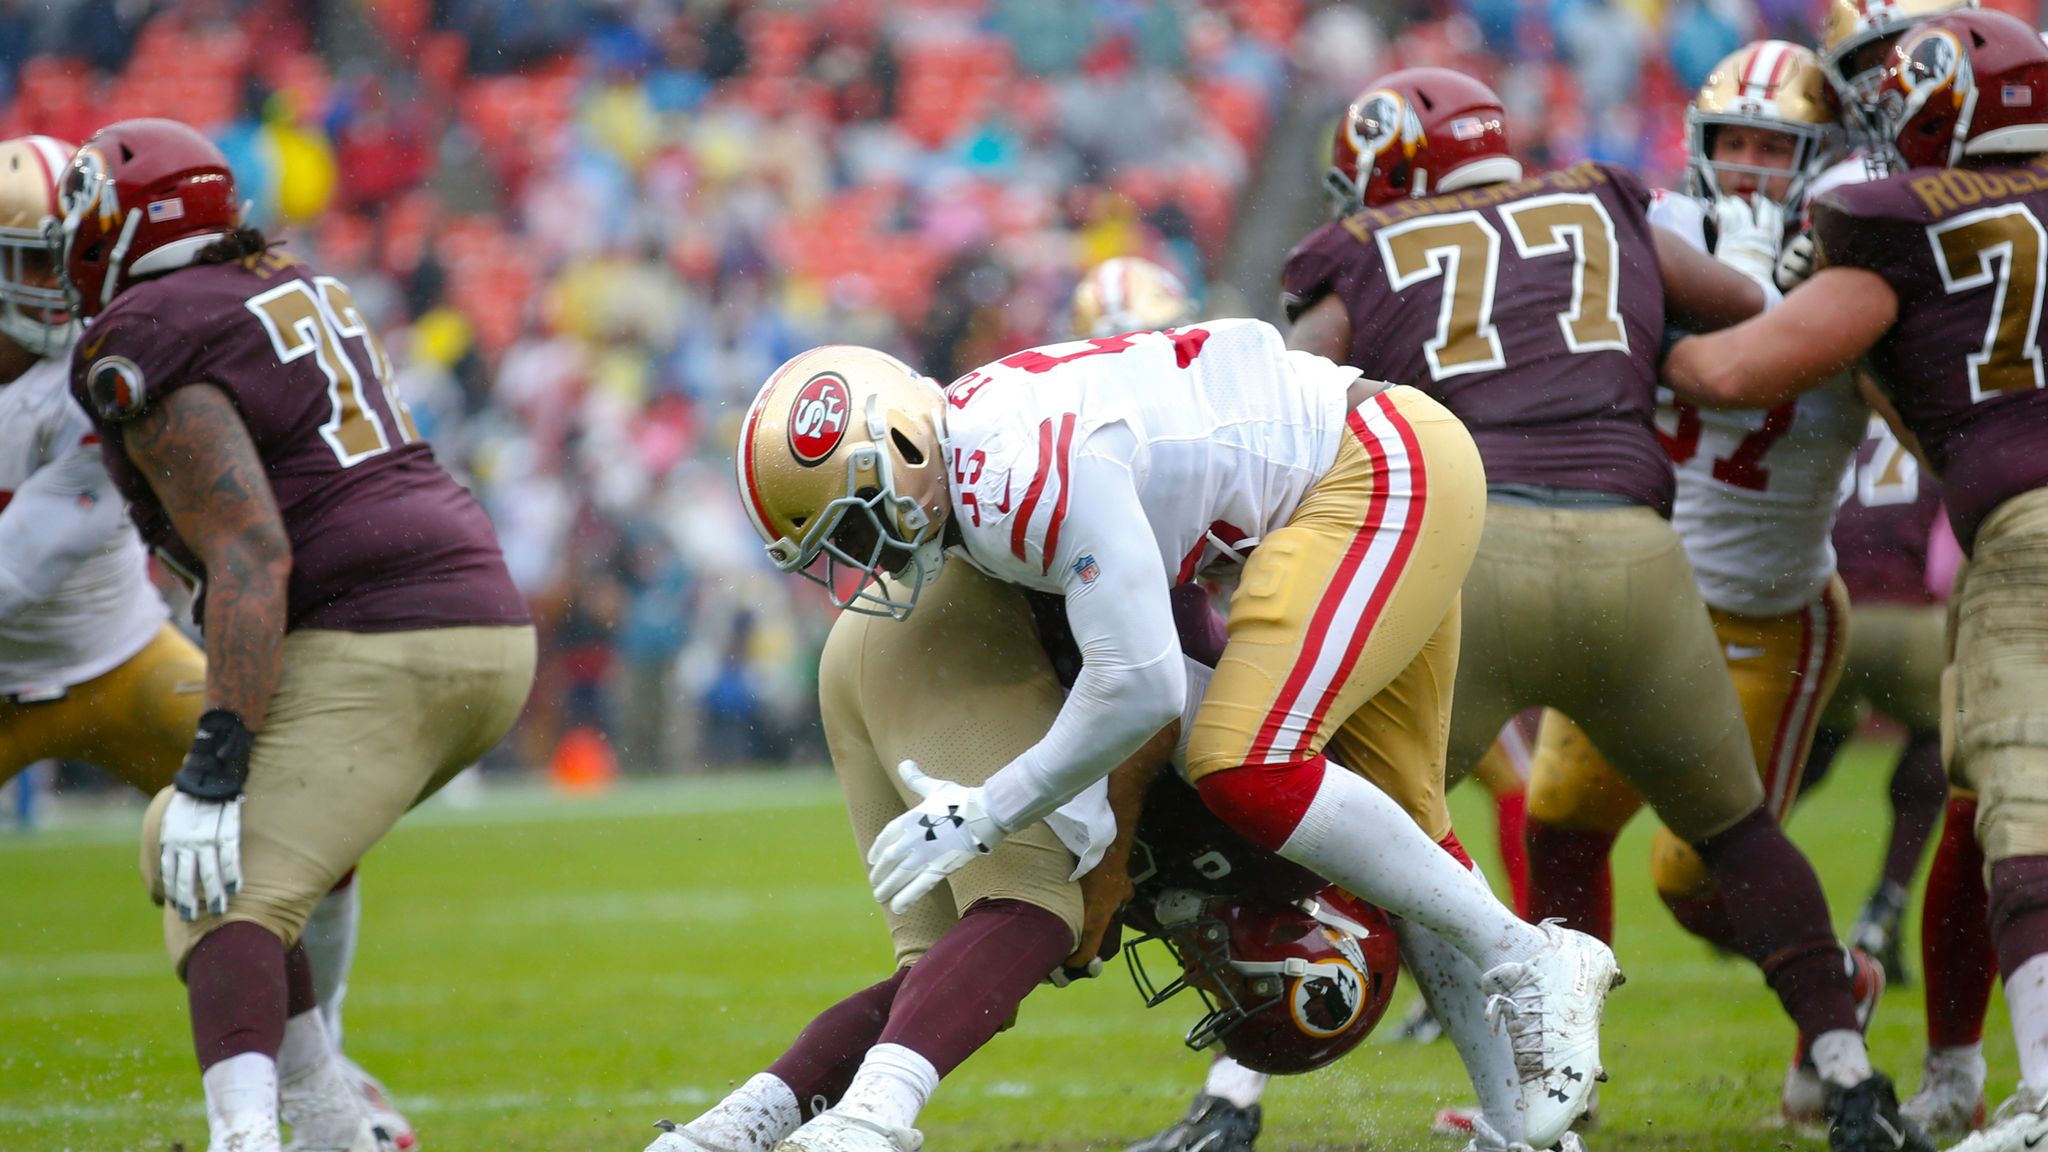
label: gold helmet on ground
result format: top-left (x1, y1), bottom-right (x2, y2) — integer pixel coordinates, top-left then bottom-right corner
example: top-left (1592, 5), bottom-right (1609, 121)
top-left (1686, 41), bottom-right (1843, 211)
top-left (1069, 256), bottom-right (1195, 338)
top-left (736, 345), bottom-right (949, 618)
top-left (0, 135), bottom-right (77, 357)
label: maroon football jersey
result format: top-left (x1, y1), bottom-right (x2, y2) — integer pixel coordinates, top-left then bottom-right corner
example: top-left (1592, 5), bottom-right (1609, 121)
top-left (1833, 418), bottom-right (1945, 605)
top-left (72, 252), bottom-right (528, 633)
top-left (1813, 159), bottom-right (2048, 552)
top-left (1282, 161), bottom-right (1674, 512)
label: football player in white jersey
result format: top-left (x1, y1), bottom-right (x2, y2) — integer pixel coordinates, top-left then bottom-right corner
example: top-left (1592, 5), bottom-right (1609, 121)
top-left (0, 134), bottom-right (413, 1151)
top-left (738, 321), bottom-right (1621, 1151)
top-left (1512, 40), bottom-right (1878, 1128)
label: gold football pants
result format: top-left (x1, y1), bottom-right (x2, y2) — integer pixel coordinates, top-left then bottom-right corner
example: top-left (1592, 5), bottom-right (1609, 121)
top-left (0, 623), bottom-right (205, 791)
top-left (1525, 575), bottom-right (1850, 898)
top-left (1185, 386), bottom-right (1486, 844)
top-left (1948, 488), bottom-right (2048, 865)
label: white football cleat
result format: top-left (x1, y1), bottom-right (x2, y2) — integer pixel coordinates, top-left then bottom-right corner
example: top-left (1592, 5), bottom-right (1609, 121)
top-left (1944, 1084), bottom-right (2048, 1152)
top-left (280, 1054), bottom-right (382, 1152)
top-left (1459, 1113), bottom-right (1589, 1152)
top-left (209, 1120), bottom-right (286, 1152)
top-left (648, 1120), bottom-right (737, 1152)
top-left (1481, 920), bottom-right (1621, 1149)
top-left (1901, 1048), bottom-right (1989, 1139)
top-left (335, 1054), bottom-right (417, 1151)
top-left (773, 1112), bottom-right (922, 1152)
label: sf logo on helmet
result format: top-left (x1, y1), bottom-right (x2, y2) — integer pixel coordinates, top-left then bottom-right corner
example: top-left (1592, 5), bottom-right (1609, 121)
top-left (788, 372), bottom-right (851, 465)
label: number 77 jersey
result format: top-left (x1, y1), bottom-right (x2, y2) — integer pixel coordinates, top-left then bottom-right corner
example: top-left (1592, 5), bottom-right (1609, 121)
top-left (70, 252), bottom-right (528, 633)
top-left (1281, 159), bottom-right (1675, 513)
top-left (939, 318), bottom-right (1359, 589)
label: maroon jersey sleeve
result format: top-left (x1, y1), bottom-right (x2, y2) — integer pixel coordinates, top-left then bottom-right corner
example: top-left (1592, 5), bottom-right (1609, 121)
top-left (73, 255), bottom-right (528, 633)
top-left (1832, 420), bottom-right (1944, 604)
top-left (1284, 161), bottom-right (1673, 512)
top-left (1810, 162), bottom-right (2048, 551)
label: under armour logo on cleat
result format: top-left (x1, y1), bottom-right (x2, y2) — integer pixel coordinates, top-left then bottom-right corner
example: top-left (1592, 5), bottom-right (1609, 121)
top-left (1562, 1067), bottom-right (1584, 1083)
top-left (1548, 1087), bottom-right (1571, 1103)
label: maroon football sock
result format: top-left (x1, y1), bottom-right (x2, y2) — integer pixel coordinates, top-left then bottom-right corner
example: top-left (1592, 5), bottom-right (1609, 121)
top-left (1882, 735), bottom-right (1948, 893)
top-left (186, 921), bottom-right (289, 1071)
top-left (766, 968), bottom-right (909, 1118)
top-left (1924, 796), bottom-right (1994, 1047)
top-left (1493, 789), bottom-right (1530, 918)
top-left (1524, 822), bottom-right (1616, 943)
top-left (1990, 855), bottom-right (2048, 981)
top-left (874, 898), bottom-right (1070, 1078)
top-left (285, 941), bottom-right (318, 1018)
top-left (1661, 888), bottom-right (1743, 955)
top-left (1693, 807), bottom-right (1859, 1037)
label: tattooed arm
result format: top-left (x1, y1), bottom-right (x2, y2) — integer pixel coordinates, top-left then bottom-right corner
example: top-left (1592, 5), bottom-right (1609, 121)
top-left (121, 384), bottom-right (291, 730)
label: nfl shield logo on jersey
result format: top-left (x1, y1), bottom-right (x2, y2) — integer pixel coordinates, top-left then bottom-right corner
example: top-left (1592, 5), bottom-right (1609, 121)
top-left (1072, 554), bottom-right (1100, 584)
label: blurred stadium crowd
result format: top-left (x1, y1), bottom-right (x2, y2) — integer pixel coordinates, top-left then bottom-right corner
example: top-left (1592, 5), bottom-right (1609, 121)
top-left (0, 0), bottom-right (1972, 776)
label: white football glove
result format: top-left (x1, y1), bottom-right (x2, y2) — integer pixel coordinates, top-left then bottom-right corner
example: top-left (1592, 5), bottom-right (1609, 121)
top-left (1710, 193), bottom-right (1787, 287)
top-left (159, 792), bottom-right (243, 921)
top-left (867, 760), bottom-right (1005, 914)
top-left (1775, 230), bottom-right (1818, 292)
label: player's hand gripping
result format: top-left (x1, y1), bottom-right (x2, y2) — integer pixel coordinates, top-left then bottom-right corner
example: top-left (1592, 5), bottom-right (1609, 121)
top-left (1709, 192), bottom-right (1787, 289)
top-left (160, 710), bottom-right (253, 921)
top-left (868, 760), bottom-right (1005, 914)
top-left (1775, 230), bottom-right (1818, 292)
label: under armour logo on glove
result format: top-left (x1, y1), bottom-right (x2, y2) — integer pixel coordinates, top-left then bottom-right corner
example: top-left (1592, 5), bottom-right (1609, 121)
top-left (868, 760), bottom-right (1008, 912)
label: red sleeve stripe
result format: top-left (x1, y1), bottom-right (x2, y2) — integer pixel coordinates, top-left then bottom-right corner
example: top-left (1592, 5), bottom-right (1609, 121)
top-left (1039, 413), bottom-right (1078, 573)
top-left (1010, 416), bottom-right (1058, 564)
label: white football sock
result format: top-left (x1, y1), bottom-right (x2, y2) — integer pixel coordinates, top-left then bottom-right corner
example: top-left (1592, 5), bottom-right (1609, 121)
top-left (2008, 952), bottom-right (2048, 1095)
top-left (1203, 1056), bottom-right (1268, 1109)
top-left (277, 1009), bottom-right (334, 1082)
top-left (1277, 765), bottom-right (1544, 969)
top-left (1811, 1029), bottom-right (1875, 1089)
top-left (684, 1072), bottom-right (802, 1152)
top-left (303, 879), bottom-right (361, 1046)
top-left (1395, 889), bottom-right (1525, 1142)
top-left (1926, 1043), bottom-right (1987, 1082)
top-left (835, 1043), bottom-right (939, 1132)
top-left (202, 1051), bottom-right (280, 1143)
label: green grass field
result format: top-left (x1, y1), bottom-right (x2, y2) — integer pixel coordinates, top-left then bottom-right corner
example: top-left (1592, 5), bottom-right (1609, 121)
top-left (0, 743), bottom-right (2014, 1152)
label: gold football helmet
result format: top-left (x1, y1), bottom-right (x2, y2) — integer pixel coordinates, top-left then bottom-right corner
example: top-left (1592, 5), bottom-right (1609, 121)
top-left (0, 135), bottom-right (77, 357)
top-left (1686, 41), bottom-right (1842, 212)
top-left (1070, 256), bottom-right (1196, 338)
top-left (1821, 0), bottom-right (1978, 116)
top-left (736, 345), bottom-right (949, 618)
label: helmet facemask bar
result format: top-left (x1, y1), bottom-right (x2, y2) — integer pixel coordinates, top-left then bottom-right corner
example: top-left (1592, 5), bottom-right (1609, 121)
top-left (1123, 911), bottom-right (1282, 1055)
top-left (0, 220), bottom-right (75, 355)
top-left (1686, 114), bottom-right (1841, 215)
top-left (55, 151), bottom-right (136, 316)
top-left (1876, 27), bottom-right (1979, 171)
top-left (767, 439), bottom-right (944, 620)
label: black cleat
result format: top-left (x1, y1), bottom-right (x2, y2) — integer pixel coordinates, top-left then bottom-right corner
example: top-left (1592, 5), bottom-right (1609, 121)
top-left (1125, 1095), bottom-right (1262, 1152)
top-left (1827, 1073), bottom-right (1935, 1152)
top-left (1853, 883), bottom-right (1913, 988)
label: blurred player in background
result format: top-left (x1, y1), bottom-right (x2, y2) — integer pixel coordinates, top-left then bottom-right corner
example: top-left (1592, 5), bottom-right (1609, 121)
top-left (1664, 13), bottom-right (2048, 1148)
top-left (1514, 41), bottom-right (1878, 1129)
top-left (1281, 65), bottom-right (1919, 1152)
top-left (59, 118), bottom-right (535, 1152)
top-left (0, 131), bottom-right (417, 1150)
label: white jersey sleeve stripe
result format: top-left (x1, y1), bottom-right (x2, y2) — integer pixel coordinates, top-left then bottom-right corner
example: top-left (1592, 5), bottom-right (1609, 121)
top-left (1249, 392), bottom-right (1426, 764)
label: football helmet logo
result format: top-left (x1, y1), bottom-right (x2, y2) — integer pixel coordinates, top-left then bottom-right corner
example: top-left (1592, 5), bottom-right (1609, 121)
top-left (1876, 9), bottom-right (2048, 170)
top-left (1685, 42), bottom-right (1842, 215)
top-left (58, 118), bottom-right (241, 317)
top-left (0, 135), bottom-right (76, 357)
top-left (1069, 257), bottom-right (1195, 338)
top-left (1325, 68), bottom-right (1523, 213)
top-left (1820, 0), bottom-right (1978, 141)
top-left (737, 345), bottom-right (949, 619)
top-left (1126, 885), bottom-right (1399, 1074)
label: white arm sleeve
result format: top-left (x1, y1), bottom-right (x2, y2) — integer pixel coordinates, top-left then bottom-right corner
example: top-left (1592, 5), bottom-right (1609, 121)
top-left (980, 442), bottom-right (1185, 832)
top-left (0, 444), bottom-right (130, 619)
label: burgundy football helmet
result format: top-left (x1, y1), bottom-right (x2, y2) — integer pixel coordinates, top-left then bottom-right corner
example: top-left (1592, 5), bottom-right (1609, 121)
top-left (57, 118), bottom-right (241, 317)
top-left (1877, 8), bottom-right (2048, 170)
top-left (1126, 884), bottom-right (1401, 1075)
top-left (1325, 68), bottom-right (1523, 212)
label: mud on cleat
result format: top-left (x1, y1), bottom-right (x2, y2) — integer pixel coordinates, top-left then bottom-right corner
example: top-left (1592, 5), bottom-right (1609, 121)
top-left (1481, 920), bottom-right (1622, 1149)
top-left (1825, 1073), bottom-right (1934, 1152)
top-left (1123, 1094), bottom-right (1261, 1152)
